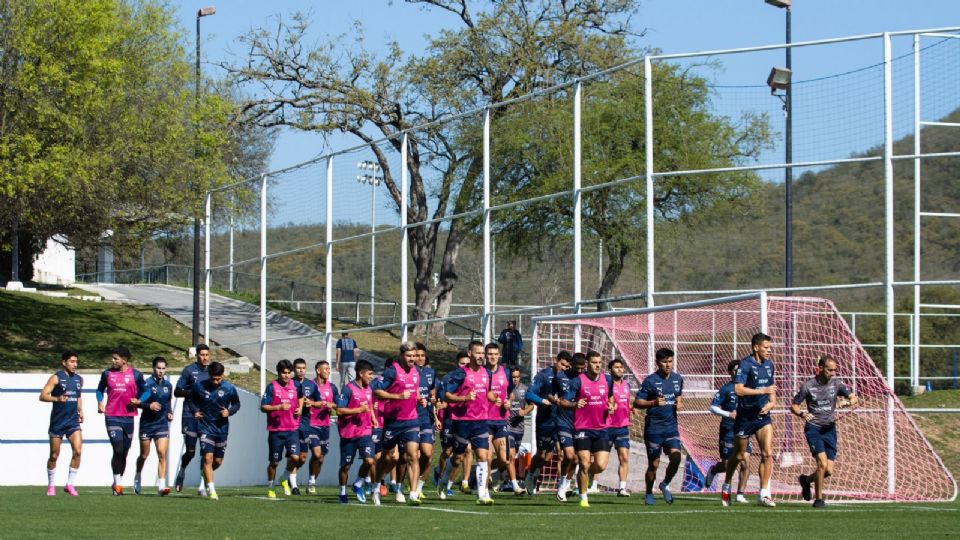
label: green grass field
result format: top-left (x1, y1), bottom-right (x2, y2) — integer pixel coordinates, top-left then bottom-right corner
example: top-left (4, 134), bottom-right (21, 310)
top-left (2, 486), bottom-right (955, 539)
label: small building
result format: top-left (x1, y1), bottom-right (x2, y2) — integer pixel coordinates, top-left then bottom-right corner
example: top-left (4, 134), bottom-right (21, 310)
top-left (32, 235), bottom-right (76, 286)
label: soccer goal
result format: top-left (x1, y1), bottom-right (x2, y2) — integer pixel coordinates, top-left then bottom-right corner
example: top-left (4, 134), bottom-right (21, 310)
top-left (529, 293), bottom-right (957, 503)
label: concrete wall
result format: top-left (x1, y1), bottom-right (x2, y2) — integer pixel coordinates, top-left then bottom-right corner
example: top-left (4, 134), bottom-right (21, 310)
top-left (0, 373), bottom-right (342, 488)
top-left (32, 236), bottom-right (75, 286)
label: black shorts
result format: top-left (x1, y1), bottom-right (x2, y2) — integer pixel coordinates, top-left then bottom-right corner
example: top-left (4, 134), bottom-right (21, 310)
top-left (573, 429), bottom-right (612, 453)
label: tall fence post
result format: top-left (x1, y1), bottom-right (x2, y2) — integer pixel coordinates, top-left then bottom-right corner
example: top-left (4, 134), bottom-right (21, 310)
top-left (325, 156), bottom-right (334, 363)
top-left (882, 31), bottom-right (896, 496)
top-left (573, 81), bottom-right (583, 351)
top-left (203, 190), bottom-right (211, 345)
top-left (400, 133), bottom-right (409, 342)
top-left (644, 56), bottom-right (656, 373)
top-left (482, 108), bottom-right (492, 343)
top-left (259, 173), bottom-right (268, 395)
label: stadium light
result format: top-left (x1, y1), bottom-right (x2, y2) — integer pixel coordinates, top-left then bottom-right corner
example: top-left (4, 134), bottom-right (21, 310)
top-left (197, 6), bottom-right (216, 17)
top-left (192, 5), bottom-right (216, 351)
top-left (766, 0), bottom-right (793, 293)
top-left (357, 160), bottom-right (382, 325)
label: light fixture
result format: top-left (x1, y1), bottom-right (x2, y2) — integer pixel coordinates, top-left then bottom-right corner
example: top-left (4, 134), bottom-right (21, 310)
top-left (766, 66), bottom-right (792, 95)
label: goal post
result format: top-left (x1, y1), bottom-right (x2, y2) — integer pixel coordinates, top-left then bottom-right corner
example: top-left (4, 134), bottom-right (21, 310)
top-left (529, 294), bottom-right (957, 503)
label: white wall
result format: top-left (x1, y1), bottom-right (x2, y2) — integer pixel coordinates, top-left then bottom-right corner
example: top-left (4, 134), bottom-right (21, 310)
top-left (0, 373), bottom-right (343, 488)
top-left (32, 236), bottom-right (75, 286)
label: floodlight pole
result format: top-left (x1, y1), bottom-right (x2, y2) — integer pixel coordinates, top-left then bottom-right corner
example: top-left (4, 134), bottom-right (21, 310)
top-left (192, 6), bottom-right (215, 349)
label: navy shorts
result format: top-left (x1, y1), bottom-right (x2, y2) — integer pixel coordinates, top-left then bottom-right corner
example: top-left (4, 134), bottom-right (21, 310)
top-left (49, 423), bottom-right (81, 439)
top-left (607, 426), bottom-right (631, 450)
top-left (535, 423), bottom-right (556, 452)
top-left (644, 430), bottom-right (681, 460)
top-left (300, 425), bottom-right (330, 455)
top-left (181, 415), bottom-right (199, 440)
top-left (106, 417), bottom-right (134, 453)
top-left (453, 420), bottom-right (490, 454)
top-left (554, 427), bottom-right (574, 449)
top-left (574, 429), bottom-right (612, 453)
top-left (506, 430), bottom-right (523, 453)
top-left (440, 420), bottom-right (454, 449)
top-left (372, 428), bottom-right (383, 454)
top-left (419, 417), bottom-right (436, 445)
top-left (339, 435), bottom-right (375, 468)
top-left (199, 433), bottom-right (227, 458)
top-left (488, 420), bottom-right (510, 440)
top-left (139, 422), bottom-right (170, 441)
top-left (381, 421), bottom-right (420, 450)
top-left (719, 425), bottom-right (753, 460)
top-left (268, 430), bottom-right (301, 463)
top-left (734, 414), bottom-right (772, 439)
top-left (804, 422), bottom-right (838, 461)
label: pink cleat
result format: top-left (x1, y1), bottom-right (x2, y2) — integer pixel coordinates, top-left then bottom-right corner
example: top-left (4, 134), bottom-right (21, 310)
top-left (46, 486), bottom-right (56, 496)
top-left (64, 485), bottom-right (79, 497)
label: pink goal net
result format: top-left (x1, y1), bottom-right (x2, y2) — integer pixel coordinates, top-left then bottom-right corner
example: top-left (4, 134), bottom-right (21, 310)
top-left (531, 295), bottom-right (957, 502)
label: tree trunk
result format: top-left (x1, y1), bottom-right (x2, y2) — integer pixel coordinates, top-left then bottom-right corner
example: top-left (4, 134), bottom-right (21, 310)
top-left (595, 242), bottom-right (629, 313)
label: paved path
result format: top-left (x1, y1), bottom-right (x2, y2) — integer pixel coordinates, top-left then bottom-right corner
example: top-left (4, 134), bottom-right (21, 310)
top-left (78, 284), bottom-right (379, 386)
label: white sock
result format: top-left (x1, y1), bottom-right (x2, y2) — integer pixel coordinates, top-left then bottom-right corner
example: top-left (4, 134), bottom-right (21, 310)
top-left (339, 485), bottom-right (347, 495)
top-left (158, 478), bottom-right (166, 490)
top-left (446, 480), bottom-right (454, 490)
top-left (47, 469), bottom-right (56, 487)
top-left (199, 477), bottom-right (206, 489)
top-left (288, 472), bottom-right (298, 488)
top-left (373, 482), bottom-right (381, 494)
top-left (580, 493), bottom-right (588, 501)
top-left (476, 461), bottom-right (489, 497)
top-left (268, 479), bottom-right (275, 488)
top-left (416, 479), bottom-right (425, 493)
top-left (590, 480), bottom-right (598, 491)
top-left (512, 479), bottom-right (521, 491)
top-left (207, 482), bottom-right (215, 492)
top-left (309, 475), bottom-right (316, 485)
top-left (113, 474), bottom-right (122, 486)
top-left (364, 475), bottom-right (371, 483)
top-left (722, 482), bottom-right (732, 494)
top-left (67, 468), bottom-right (78, 485)
top-left (760, 487), bottom-right (770, 499)
top-left (619, 480), bottom-right (626, 490)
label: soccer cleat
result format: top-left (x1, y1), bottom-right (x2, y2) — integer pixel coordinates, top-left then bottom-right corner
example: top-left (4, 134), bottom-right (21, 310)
top-left (735, 493), bottom-right (748, 504)
top-left (46, 486), bottom-right (56, 496)
top-left (721, 491), bottom-right (731, 507)
top-left (372, 491), bottom-right (381, 506)
top-left (408, 493), bottom-right (422, 506)
top-left (281, 480), bottom-right (291, 496)
top-left (617, 488), bottom-right (631, 497)
top-left (445, 488), bottom-right (455, 497)
top-left (432, 466), bottom-right (440, 486)
top-left (339, 494), bottom-right (348, 504)
top-left (799, 474), bottom-right (812, 502)
top-left (134, 474), bottom-right (142, 495)
top-left (579, 498), bottom-right (590, 508)
top-left (555, 489), bottom-right (567, 502)
top-left (758, 496), bottom-right (776, 507)
top-left (174, 469), bottom-right (185, 493)
top-left (353, 484), bottom-right (366, 503)
top-left (395, 491), bottom-right (406, 504)
top-left (364, 481), bottom-right (372, 496)
top-left (267, 489), bottom-right (277, 499)
top-left (645, 493), bottom-right (655, 505)
top-left (812, 498), bottom-right (826, 508)
top-left (476, 496), bottom-right (494, 506)
top-left (208, 490), bottom-right (219, 501)
top-left (379, 484), bottom-right (388, 497)
top-left (197, 485), bottom-right (207, 498)
top-left (64, 485), bottom-right (79, 497)
top-left (291, 487), bottom-right (301, 496)
top-left (524, 472), bottom-right (536, 495)
top-left (158, 488), bottom-right (171, 497)
top-left (587, 485), bottom-right (600, 494)
top-left (704, 470), bottom-right (716, 490)
top-left (307, 485), bottom-right (317, 495)
top-left (659, 481), bottom-right (673, 504)
top-left (437, 485), bottom-right (446, 500)
top-left (112, 484), bottom-right (124, 496)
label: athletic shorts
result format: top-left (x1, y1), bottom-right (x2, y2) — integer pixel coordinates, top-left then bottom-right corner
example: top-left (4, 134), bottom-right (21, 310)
top-left (105, 417), bottom-right (134, 452)
top-left (339, 435), bottom-right (375, 468)
top-left (453, 420), bottom-right (490, 454)
top-left (181, 416), bottom-right (199, 439)
top-left (644, 430), bottom-right (681, 460)
top-left (719, 425), bottom-right (753, 460)
top-left (440, 420), bottom-right (454, 449)
top-left (574, 429), bottom-right (612, 453)
top-left (488, 420), bottom-right (510, 441)
top-left (48, 423), bottom-right (81, 439)
top-left (199, 433), bottom-right (227, 458)
top-left (506, 430), bottom-right (523, 453)
top-left (300, 425), bottom-right (330, 455)
top-left (607, 425), bottom-right (631, 450)
top-left (535, 423), bottom-right (556, 452)
top-left (381, 421), bottom-right (420, 450)
top-left (418, 416), bottom-right (436, 445)
top-left (372, 428), bottom-right (383, 454)
top-left (267, 430), bottom-right (301, 463)
top-left (554, 426), bottom-right (574, 449)
top-left (139, 422), bottom-right (170, 441)
top-left (804, 422), bottom-right (838, 461)
top-left (733, 414), bottom-right (772, 439)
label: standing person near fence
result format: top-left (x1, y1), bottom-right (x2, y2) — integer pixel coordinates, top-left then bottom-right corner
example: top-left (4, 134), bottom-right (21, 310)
top-left (39, 351), bottom-right (84, 497)
top-left (497, 321), bottom-right (523, 369)
top-left (791, 355), bottom-right (858, 508)
top-left (96, 346), bottom-right (144, 496)
top-left (173, 344), bottom-right (210, 494)
top-left (336, 332), bottom-right (361, 385)
top-left (134, 357), bottom-right (174, 496)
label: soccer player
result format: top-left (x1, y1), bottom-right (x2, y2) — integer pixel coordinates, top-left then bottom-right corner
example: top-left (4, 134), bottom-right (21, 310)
top-left (607, 358), bottom-right (633, 497)
top-left (39, 350), bottom-right (84, 497)
top-left (173, 343), bottom-right (211, 494)
top-left (633, 348), bottom-right (684, 505)
top-left (790, 355), bottom-right (858, 508)
top-left (134, 357), bottom-right (174, 496)
top-left (291, 357), bottom-right (310, 490)
top-left (96, 346), bottom-right (144, 495)
top-left (523, 350), bottom-right (572, 496)
top-left (413, 342), bottom-right (438, 498)
top-left (301, 360), bottom-right (338, 495)
top-left (721, 332), bottom-right (778, 507)
top-left (552, 352), bottom-right (585, 501)
top-left (336, 359), bottom-right (378, 504)
top-left (260, 359), bottom-right (303, 498)
top-left (435, 350), bottom-right (470, 498)
top-left (442, 340), bottom-right (494, 505)
top-left (486, 342), bottom-right (521, 495)
top-left (558, 351), bottom-right (614, 508)
top-left (705, 359), bottom-right (751, 503)
top-left (189, 361), bottom-right (241, 500)
top-left (372, 342), bottom-right (423, 505)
